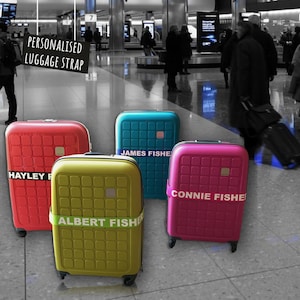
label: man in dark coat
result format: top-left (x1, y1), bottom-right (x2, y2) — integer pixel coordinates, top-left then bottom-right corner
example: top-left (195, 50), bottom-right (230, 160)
top-left (279, 28), bottom-right (294, 75)
top-left (165, 25), bottom-right (182, 92)
top-left (229, 21), bottom-right (270, 158)
top-left (292, 26), bottom-right (300, 53)
top-left (0, 22), bottom-right (18, 125)
top-left (179, 25), bottom-right (193, 74)
top-left (219, 28), bottom-right (233, 88)
top-left (84, 26), bottom-right (93, 43)
top-left (248, 14), bottom-right (278, 92)
top-left (93, 28), bottom-right (102, 51)
top-left (140, 26), bottom-right (154, 56)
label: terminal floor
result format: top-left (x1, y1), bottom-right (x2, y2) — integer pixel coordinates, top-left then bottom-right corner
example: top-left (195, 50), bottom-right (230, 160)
top-left (1, 50), bottom-right (300, 299)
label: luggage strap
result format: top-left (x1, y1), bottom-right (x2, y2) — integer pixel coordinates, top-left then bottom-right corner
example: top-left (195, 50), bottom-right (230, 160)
top-left (49, 209), bottom-right (144, 229)
top-left (166, 186), bottom-right (246, 202)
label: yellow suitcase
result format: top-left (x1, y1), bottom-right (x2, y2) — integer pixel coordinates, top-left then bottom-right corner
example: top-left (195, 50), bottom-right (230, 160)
top-left (50, 154), bottom-right (143, 286)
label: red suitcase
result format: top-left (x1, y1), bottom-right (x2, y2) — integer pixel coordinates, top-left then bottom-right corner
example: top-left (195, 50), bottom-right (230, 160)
top-left (5, 120), bottom-right (91, 236)
top-left (166, 141), bottom-right (249, 252)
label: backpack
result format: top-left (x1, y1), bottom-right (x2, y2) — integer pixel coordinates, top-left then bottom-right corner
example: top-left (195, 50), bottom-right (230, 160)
top-left (1, 39), bottom-right (22, 69)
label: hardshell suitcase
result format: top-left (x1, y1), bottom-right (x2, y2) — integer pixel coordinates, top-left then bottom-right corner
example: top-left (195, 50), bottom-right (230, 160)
top-left (5, 120), bottom-right (91, 236)
top-left (115, 110), bottom-right (180, 199)
top-left (50, 154), bottom-right (143, 286)
top-left (262, 123), bottom-right (300, 168)
top-left (166, 141), bottom-right (249, 252)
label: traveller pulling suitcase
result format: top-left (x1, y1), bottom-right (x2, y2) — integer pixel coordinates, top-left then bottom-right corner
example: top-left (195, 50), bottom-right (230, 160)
top-left (50, 154), bottom-right (143, 286)
top-left (166, 141), bottom-right (249, 252)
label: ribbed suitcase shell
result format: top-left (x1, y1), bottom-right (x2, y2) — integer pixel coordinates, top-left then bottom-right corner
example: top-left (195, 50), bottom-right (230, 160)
top-left (166, 141), bottom-right (248, 252)
top-left (115, 110), bottom-right (180, 199)
top-left (50, 155), bottom-right (143, 285)
top-left (5, 120), bottom-right (91, 235)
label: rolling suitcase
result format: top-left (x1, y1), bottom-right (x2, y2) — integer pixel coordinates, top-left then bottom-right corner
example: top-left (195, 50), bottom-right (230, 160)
top-left (166, 141), bottom-right (249, 252)
top-left (115, 110), bottom-right (180, 199)
top-left (262, 123), bottom-right (300, 168)
top-left (50, 154), bottom-right (143, 286)
top-left (5, 120), bottom-right (91, 236)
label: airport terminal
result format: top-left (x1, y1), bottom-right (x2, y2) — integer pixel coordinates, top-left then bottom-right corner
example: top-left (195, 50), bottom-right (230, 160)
top-left (1, 0), bottom-right (300, 299)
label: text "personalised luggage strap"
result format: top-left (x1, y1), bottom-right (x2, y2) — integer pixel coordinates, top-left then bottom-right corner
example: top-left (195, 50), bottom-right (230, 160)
top-left (49, 209), bottom-right (144, 229)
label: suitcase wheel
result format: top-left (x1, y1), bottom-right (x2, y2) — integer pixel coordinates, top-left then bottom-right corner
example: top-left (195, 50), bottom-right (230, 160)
top-left (58, 271), bottom-right (68, 280)
top-left (16, 228), bottom-right (26, 237)
top-left (123, 274), bottom-right (137, 286)
top-left (168, 237), bottom-right (176, 248)
top-left (230, 241), bottom-right (238, 253)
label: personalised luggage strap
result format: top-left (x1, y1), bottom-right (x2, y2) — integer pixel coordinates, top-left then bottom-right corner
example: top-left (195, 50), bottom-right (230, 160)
top-left (49, 209), bottom-right (144, 229)
top-left (166, 186), bottom-right (246, 202)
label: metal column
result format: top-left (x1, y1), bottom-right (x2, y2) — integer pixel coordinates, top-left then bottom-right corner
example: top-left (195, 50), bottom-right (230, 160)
top-left (85, 0), bottom-right (97, 33)
top-left (231, 0), bottom-right (246, 31)
top-left (162, 0), bottom-right (188, 47)
top-left (108, 0), bottom-right (125, 52)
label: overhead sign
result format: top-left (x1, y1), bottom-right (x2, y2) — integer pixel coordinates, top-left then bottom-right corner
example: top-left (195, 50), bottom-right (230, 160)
top-left (22, 34), bottom-right (90, 73)
top-left (85, 13), bottom-right (97, 22)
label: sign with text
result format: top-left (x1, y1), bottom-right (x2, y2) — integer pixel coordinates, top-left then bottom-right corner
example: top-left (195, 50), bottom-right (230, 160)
top-left (197, 12), bottom-right (220, 52)
top-left (23, 34), bottom-right (90, 73)
top-left (142, 20), bottom-right (155, 38)
top-left (85, 13), bottom-right (97, 22)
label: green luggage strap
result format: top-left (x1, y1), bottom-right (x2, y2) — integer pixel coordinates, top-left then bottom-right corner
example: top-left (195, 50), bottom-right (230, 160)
top-left (49, 209), bottom-right (144, 229)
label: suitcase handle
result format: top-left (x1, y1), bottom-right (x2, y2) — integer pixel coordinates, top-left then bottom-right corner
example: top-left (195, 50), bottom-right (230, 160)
top-left (190, 140), bottom-right (222, 144)
top-left (84, 151), bottom-right (103, 155)
top-left (83, 152), bottom-right (137, 162)
top-left (44, 119), bottom-right (57, 122)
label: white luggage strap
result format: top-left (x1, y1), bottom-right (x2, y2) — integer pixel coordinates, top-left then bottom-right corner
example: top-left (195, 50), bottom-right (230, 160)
top-left (49, 209), bottom-right (144, 229)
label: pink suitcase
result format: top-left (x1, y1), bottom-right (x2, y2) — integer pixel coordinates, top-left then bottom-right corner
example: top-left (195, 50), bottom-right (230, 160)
top-left (166, 141), bottom-right (249, 252)
top-left (5, 120), bottom-right (91, 236)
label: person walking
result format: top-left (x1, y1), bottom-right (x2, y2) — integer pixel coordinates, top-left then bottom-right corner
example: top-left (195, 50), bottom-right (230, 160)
top-left (165, 25), bottom-right (183, 93)
top-left (292, 26), bottom-right (300, 54)
top-left (93, 28), bottom-right (102, 51)
top-left (218, 28), bottom-right (233, 88)
top-left (289, 43), bottom-right (300, 102)
top-left (179, 25), bottom-right (193, 75)
top-left (248, 14), bottom-right (278, 95)
top-left (84, 26), bottom-right (93, 43)
top-left (140, 26), bottom-right (154, 56)
top-left (228, 21), bottom-right (270, 159)
top-left (279, 27), bottom-right (294, 75)
top-left (66, 27), bottom-right (72, 40)
top-left (24, 27), bottom-right (30, 37)
top-left (0, 22), bottom-right (18, 125)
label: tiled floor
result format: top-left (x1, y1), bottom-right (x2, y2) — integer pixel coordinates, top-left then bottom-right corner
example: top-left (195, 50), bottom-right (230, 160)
top-left (1, 49), bottom-right (300, 300)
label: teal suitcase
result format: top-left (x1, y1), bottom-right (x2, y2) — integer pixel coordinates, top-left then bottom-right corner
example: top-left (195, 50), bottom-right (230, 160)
top-left (115, 111), bottom-right (180, 199)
